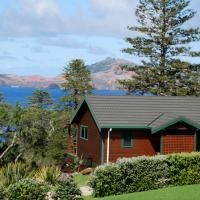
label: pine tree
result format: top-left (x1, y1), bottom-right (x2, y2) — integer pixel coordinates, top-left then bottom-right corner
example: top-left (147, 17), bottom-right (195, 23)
top-left (61, 59), bottom-right (93, 108)
top-left (119, 0), bottom-right (200, 96)
top-left (28, 90), bottom-right (53, 108)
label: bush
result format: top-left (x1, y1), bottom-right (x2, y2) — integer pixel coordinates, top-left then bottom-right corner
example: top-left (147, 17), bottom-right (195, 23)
top-left (34, 166), bottom-right (61, 185)
top-left (0, 187), bottom-right (5, 200)
top-left (117, 156), bottom-right (169, 193)
top-left (89, 156), bottom-right (169, 197)
top-left (5, 179), bottom-right (50, 200)
top-left (89, 164), bottom-right (122, 197)
top-left (53, 177), bottom-right (82, 200)
top-left (166, 153), bottom-right (200, 185)
top-left (0, 162), bottom-right (30, 188)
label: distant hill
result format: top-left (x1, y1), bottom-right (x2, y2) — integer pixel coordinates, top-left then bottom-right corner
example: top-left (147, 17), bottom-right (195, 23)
top-left (0, 58), bottom-right (135, 90)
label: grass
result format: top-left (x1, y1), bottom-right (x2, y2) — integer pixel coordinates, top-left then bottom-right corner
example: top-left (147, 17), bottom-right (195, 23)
top-left (74, 173), bottom-right (90, 187)
top-left (84, 184), bottom-right (200, 200)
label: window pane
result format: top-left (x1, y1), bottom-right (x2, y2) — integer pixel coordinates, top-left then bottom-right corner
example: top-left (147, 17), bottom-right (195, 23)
top-left (80, 126), bottom-right (88, 140)
top-left (123, 134), bottom-right (132, 147)
top-left (85, 127), bottom-right (88, 139)
top-left (81, 127), bottom-right (85, 138)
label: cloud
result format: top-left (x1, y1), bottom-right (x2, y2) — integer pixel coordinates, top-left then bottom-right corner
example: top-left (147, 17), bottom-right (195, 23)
top-left (24, 56), bottom-right (35, 62)
top-left (0, 55), bottom-right (17, 61)
top-left (0, 0), bottom-right (199, 42)
top-left (0, 0), bottom-right (138, 39)
top-left (38, 36), bottom-right (107, 55)
top-left (87, 46), bottom-right (107, 55)
top-left (39, 36), bottom-right (87, 49)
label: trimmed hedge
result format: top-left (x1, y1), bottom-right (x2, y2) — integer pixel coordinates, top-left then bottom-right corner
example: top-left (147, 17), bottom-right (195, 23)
top-left (89, 156), bottom-right (169, 197)
top-left (166, 153), bottom-right (200, 186)
top-left (89, 153), bottom-right (200, 197)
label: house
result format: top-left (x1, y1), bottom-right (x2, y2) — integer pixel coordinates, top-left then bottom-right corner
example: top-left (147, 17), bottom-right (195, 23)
top-left (68, 95), bottom-right (200, 167)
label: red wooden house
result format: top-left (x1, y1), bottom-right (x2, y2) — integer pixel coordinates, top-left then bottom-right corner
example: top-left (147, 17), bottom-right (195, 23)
top-left (68, 96), bottom-right (200, 167)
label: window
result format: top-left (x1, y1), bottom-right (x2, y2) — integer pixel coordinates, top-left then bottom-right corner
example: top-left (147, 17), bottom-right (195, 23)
top-left (122, 134), bottom-right (132, 148)
top-left (80, 126), bottom-right (88, 140)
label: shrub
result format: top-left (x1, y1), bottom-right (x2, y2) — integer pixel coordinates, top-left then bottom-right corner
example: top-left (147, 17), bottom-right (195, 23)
top-left (117, 156), bottom-right (169, 193)
top-left (0, 162), bottom-right (30, 188)
top-left (34, 166), bottom-right (61, 185)
top-left (89, 155), bottom-right (169, 197)
top-left (5, 179), bottom-right (50, 200)
top-left (0, 187), bottom-right (5, 200)
top-left (166, 153), bottom-right (200, 185)
top-left (89, 164), bottom-right (122, 197)
top-left (53, 177), bottom-right (82, 200)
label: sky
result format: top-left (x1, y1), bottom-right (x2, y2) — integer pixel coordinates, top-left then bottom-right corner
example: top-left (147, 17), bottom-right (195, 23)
top-left (0, 0), bottom-right (200, 77)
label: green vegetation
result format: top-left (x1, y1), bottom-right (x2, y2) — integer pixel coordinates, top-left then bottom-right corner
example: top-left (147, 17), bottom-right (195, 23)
top-left (89, 153), bottom-right (200, 197)
top-left (5, 179), bottom-right (50, 200)
top-left (74, 173), bottom-right (90, 187)
top-left (28, 89), bottom-right (53, 108)
top-left (84, 184), bottom-right (200, 200)
top-left (119, 0), bottom-right (200, 96)
top-left (62, 59), bottom-right (93, 109)
top-left (53, 177), bottom-right (82, 200)
top-left (34, 166), bottom-right (61, 185)
top-left (0, 162), bottom-right (30, 188)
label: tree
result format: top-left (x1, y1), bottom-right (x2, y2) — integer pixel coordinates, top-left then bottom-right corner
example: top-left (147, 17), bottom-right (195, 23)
top-left (28, 90), bottom-right (53, 108)
top-left (61, 59), bottom-right (93, 109)
top-left (119, 0), bottom-right (200, 96)
top-left (0, 93), bottom-right (4, 103)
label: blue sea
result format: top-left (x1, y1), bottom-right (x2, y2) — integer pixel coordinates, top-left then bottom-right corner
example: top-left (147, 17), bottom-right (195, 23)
top-left (0, 86), bottom-right (126, 106)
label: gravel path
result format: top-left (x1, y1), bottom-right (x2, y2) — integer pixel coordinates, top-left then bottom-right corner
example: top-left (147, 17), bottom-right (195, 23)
top-left (80, 186), bottom-right (93, 196)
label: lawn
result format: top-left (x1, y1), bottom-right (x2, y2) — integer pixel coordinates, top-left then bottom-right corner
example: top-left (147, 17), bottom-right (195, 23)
top-left (74, 173), bottom-right (90, 187)
top-left (85, 184), bottom-right (200, 200)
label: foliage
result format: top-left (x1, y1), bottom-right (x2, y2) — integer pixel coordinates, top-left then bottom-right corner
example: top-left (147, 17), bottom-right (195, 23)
top-left (5, 178), bottom-right (50, 200)
top-left (0, 187), bottom-right (5, 200)
top-left (53, 177), bottom-right (82, 200)
top-left (0, 162), bottom-right (30, 188)
top-left (119, 0), bottom-right (200, 96)
top-left (34, 166), bottom-right (61, 185)
top-left (0, 93), bottom-right (4, 104)
top-left (46, 110), bottom-right (69, 165)
top-left (28, 89), bottom-right (53, 108)
top-left (16, 106), bottom-right (51, 166)
top-left (61, 59), bottom-right (93, 109)
top-left (69, 156), bottom-right (84, 173)
top-left (89, 156), bottom-right (168, 197)
top-left (166, 153), bottom-right (200, 185)
top-left (89, 164), bottom-right (122, 197)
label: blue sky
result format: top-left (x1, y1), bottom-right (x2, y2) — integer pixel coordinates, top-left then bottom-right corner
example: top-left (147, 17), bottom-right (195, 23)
top-left (0, 0), bottom-right (199, 76)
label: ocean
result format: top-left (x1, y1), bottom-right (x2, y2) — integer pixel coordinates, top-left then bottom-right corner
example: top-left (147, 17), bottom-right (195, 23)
top-left (0, 86), bottom-right (127, 106)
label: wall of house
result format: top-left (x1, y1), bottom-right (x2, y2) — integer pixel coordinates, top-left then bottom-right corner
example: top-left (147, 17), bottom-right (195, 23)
top-left (77, 109), bottom-right (102, 165)
top-left (103, 129), bottom-right (160, 163)
top-left (162, 123), bottom-right (196, 154)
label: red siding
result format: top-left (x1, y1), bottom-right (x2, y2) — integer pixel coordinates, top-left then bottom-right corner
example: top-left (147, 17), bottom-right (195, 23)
top-left (163, 134), bottom-right (194, 154)
top-left (103, 130), bottom-right (160, 163)
top-left (162, 123), bottom-right (196, 154)
top-left (77, 109), bottom-right (101, 165)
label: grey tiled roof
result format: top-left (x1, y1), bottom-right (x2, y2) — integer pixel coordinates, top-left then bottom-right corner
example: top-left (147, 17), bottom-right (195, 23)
top-left (85, 95), bottom-right (200, 130)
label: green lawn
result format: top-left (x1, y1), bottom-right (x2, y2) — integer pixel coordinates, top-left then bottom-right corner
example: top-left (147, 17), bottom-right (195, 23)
top-left (85, 184), bottom-right (200, 200)
top-left (74, 173), bottom-right (90, 187)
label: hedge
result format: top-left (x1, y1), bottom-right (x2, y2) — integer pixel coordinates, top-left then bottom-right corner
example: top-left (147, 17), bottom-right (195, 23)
top-left (166, 153), bottom-right (200, 186)
top-left (89, 153), bottom-right (200, 197)
top-left (89, 155), bottom-right (169, 197)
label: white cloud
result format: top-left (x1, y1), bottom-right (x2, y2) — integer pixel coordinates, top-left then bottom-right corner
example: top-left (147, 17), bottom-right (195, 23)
top-left (0, 0), bottom-right (199, 40)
